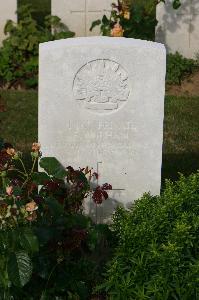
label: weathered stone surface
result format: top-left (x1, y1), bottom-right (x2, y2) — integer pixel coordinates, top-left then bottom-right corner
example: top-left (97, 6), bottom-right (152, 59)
top-left (39, 37), bottom-right (166, 222)
top-left (156, 0), bottom-right (199, 58)
top-left (51, 0), bottom-right (112, 37)
top-left (0, 0), bottom-right (17, 45)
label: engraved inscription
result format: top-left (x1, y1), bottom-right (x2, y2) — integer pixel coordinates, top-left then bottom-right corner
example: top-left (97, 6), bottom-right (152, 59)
top-left (73, 59), bottom-right (130, 113)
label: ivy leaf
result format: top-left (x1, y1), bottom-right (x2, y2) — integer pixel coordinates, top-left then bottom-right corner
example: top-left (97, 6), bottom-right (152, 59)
top-left (8, 251), bottom-right (32, 287)
top-left (10, 36), bottom-right (20, 47)
top-left (90, 20), bottom-right (101, 31)
top-left (4, 20), bottom-right (15, 35)
top-left (172, 0), bottom-right (181, 9)
top-left (133, 5), bottom-right (143, 23)
top-left (102, 15), bottom-right (110, 26)
top-left (54, 31), bottom-right (75, 40)
top-left (39, 157), bottom-right (67, 179)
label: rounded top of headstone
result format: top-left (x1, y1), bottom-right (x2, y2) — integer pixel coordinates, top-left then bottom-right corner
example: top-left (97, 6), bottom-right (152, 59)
top-left (39, 36), bottom-right (166, 53)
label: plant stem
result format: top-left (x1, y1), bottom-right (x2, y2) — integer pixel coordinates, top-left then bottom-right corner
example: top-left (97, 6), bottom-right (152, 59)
top-left (2, 176), bottom-right (6, 191)
top-left (30, 156), bottom-right (37, 175)
top-left (10, 168), bottom-right (26, 177)
top-left (19, 158), bottom-right (28, 176)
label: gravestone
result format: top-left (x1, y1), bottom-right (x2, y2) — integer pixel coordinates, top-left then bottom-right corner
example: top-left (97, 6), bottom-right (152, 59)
top-left (0, 0), bottom-right (17, 45)
top-left (156, 0), bottom-right (199, 58)
top-left (51, 0), bottom-right (113, 37)
top-left (39, 37), bottom-right (166, 222)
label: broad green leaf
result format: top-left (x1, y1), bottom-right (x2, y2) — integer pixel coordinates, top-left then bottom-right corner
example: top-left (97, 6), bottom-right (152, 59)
top-left (39, 157), bottom-right (67, 179)
top-left (32, 171), bottom-right (50, 185)
top-left (8, 251), bottom-right (32, 287)
top-left (76, 171), bottom-right (89, 186)
top-left (35, 226), bottom-right (58, 245)
top-left (45, 197), bottom-right (64, 217)
top-left (20, 228), bottom-right (39, 253)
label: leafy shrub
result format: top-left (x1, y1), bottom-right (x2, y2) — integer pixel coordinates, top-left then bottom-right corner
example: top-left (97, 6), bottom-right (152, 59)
top-left (166, 52), bottom-right (199, 85)
top-left (18, 0), bottom-right (51, 26)
top-left (0, 142), bottom-right (113, 299)
top-left (100, 172), bottom-right (199, 299)
top-left (90, 0), bottom-right (181, 41)
top-left (0, 5), bottom-right (74, 89)
top-left (0, 95), bottom-right (6, 129)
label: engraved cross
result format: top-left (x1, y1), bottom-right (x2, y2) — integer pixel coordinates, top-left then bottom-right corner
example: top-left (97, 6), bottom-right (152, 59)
top-left (70, 0), bottom-right (111, 36)
top-left (176, 1), bottom-right (199, 48)
top-left (94, 161), bottom-right (125, 223)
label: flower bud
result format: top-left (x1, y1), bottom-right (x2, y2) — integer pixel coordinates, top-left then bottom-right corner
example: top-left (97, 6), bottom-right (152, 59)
top-left (13, 151), bottom-right (21, 160)
top-left (0, 171), bottom-right (7, 177)
top-left (123, 10), bottom-right (130, 20)
top-left (31, 151), bottom-right (39, 158)
top-left (111, 23), bottom-right (124, 37)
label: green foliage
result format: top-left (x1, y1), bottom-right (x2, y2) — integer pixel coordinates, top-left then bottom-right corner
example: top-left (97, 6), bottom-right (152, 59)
top-left (166, 52), bottom-right (199, 85)
top-left (121, 1), bottom-right (158, 40)
top-left (0, 5), bottom-right (74, 89)
top-left (8, 251), bottom-right (33, 287)
top-left (39, 157), bottom-right (68, 179)
top-left (172, 0), bottom-right (182, 9)
top-left (18, 0), bottom-right (51, 27)
top-left (100, 172), bottom-right (199, 299)
top-left (0, 144), bottom-right (113, 299)
top-left (90, 0), bottom-right (181, 41)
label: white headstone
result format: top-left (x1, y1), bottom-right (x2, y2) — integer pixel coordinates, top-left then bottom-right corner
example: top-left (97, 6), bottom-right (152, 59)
top-left (156, 0), bottom-right (199, 58)
top-left (0, 0), bottom-right (17, 45)
top-left (39, 37), bottom-right (166, 222)
top-left (51, 0), bottom-right (113, 37)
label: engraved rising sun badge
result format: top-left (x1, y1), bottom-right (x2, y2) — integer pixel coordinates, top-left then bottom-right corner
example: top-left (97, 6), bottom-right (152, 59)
top-left (73, 59), bottom-right (130, 113)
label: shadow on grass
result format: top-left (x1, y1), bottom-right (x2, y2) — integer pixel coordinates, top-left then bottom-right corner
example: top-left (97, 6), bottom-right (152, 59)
top-left (161, 152), bottom-right (199, 187)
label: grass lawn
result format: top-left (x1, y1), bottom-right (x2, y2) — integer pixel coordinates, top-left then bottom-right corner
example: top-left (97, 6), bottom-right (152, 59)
top-left (162, 95), bottom-right (199, 183)
top-left (0, 90), bottom-right (37, 151)
top-left (0, 90), bottom-right (199, 185)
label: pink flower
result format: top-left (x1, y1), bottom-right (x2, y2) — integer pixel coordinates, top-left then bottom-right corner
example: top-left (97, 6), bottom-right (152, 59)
top-left (32, 142), bottom-right (41, 152)
top-left (6, 186), bottom-right (13, 196)
top-left (26, 211), bottom-right (37, 221)
top-left (25, 200), bottom-right (38, 212)
top-left (6, 148), bottom-right (16, 156)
